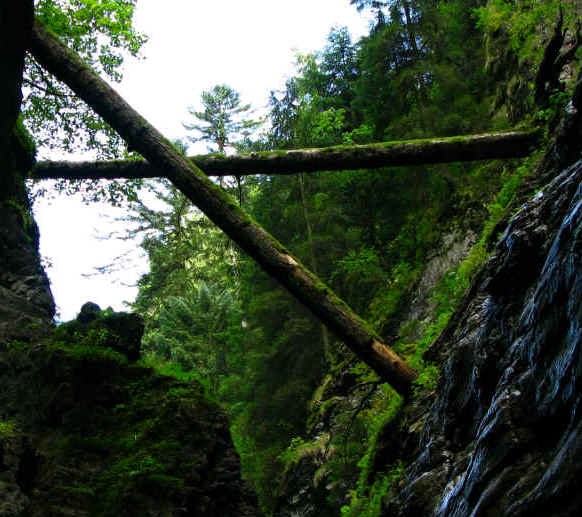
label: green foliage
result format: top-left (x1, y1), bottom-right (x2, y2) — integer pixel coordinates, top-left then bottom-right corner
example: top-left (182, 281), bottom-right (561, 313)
top-left (535, 88), bottom-right (571, 126)
top-left (0, 419), bottom-right (18, 437)
top-left (269, 27), bottom-right (360, 149)
top-left (351, 0), bottom-right (491, 140)
top-left (13, 116), bottom-right (37, 170)
top-left (184, 84), bottom-right (262, 154)
top-left (140, 355), bottom-right (201, 383)
top-left (341, 462), bottom-right (404, 517)
top-left (279, 435), bottom-right (332, 473)
top-left (310, 153), bottom-right (534, 514)
top-left (6, 199), bottom-right (35, 236)
top-left (25, 0), bottom-right (147, 156)
top-left (142, 282), bottom-right (244, 395)
top-left (304, 378), bottom-right (404, 516)
top-left (402, 152), bottom-right (543, 395)
top-left (475, 0), bottom-right (574, 62)
top-left (53, 342), bottom-right (129, 366)
top-left (476, 0), bottom-right (582, 123)
top-left (124, 1), bottom-right (555, 514)
top-left (24, 328), bottom-right (224, 515)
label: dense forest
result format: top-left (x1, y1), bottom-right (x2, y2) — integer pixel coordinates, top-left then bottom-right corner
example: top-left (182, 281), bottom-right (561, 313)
top-left (2, 0), bottom-right (582, 516)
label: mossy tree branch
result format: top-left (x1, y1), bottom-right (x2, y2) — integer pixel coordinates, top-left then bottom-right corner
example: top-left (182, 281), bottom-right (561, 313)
top-left (32, 130), bottom-right (541, 180)
top-left (28, 19), bottom-right (418, 396)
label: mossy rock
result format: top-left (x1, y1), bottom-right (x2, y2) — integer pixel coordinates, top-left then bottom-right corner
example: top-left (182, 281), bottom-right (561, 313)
top-left (53, 303), bottom-right (144, 361)
top-left (11, 117), bottom-right (37, 172)
top-left (0, 315), bottom-right (260, 516)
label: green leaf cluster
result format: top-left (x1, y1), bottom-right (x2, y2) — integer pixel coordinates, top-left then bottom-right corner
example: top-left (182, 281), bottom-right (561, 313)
top-left (24, 0), bottom-right (147, 157)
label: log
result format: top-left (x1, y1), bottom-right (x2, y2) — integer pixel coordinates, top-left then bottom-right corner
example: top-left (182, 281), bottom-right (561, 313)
top-left (29, 20), bottom-right (418, 396)
top-left (32, 130), bottom-right (541, 180)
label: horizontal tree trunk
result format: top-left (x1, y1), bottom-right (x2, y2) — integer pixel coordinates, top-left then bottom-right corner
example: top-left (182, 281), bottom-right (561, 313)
top-left (29, 20), bottom-right (418, 396)
top-left (32, 130), bottom-right (540, 180)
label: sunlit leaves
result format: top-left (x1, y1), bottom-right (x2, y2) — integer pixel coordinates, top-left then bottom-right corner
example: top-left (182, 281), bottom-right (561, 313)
top-left (25, 0), bottom-right (147, 156)
top-left (475, 0), bottom-right (576, 63)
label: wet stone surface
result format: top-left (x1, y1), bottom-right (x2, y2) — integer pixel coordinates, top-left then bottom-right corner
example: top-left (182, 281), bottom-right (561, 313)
top-left (385, 160), bottom-right (582, 516)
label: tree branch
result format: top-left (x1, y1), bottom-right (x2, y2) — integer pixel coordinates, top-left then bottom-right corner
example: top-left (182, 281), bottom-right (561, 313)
top-left (29, 19), bottom-right (418, 396)
top-left (22, 77), bottom-right (73, 99)
top-left (32, 130), bottom-right (541, 180)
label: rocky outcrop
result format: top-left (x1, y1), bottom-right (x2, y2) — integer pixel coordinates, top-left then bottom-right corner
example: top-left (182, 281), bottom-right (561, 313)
top-left (386, 159), bottom-right (582, 516)
top-left (0, 306), bottom-right (259, 517)
top-left (382, 128), bottom-right (582, 515)
top-left (1, 6), bottom-right (259, 508)
top-left (0, 0), bottom-right (53, 347)
top-left (57, 302), bottom-right (145, 361)
top-left (1, 86), bottom-right (258, 517)
top-left (0, 124), bottom-right (55, 345)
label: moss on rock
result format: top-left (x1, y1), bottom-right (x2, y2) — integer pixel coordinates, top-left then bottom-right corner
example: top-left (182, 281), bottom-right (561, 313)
top-left (0, 308), bottom-right (259, 517)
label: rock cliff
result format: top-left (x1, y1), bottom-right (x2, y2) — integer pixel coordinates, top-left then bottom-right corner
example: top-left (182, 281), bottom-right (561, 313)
top-left (0, 302), bottom-right (260, 516)
top-left (0, 26), bottom-right (259, 511)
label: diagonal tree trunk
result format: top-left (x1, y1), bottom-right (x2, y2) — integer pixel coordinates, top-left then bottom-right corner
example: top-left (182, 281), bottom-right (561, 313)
top-left (32, 129), bottom-right (541, 181)
top-left (29, 20), bottom-right (418, 396)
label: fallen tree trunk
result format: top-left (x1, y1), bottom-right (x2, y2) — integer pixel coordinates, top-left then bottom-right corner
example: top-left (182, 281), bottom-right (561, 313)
top-left (29, 20), bottom-right (418, 395)
top-left (33, 130), bottom-right (540, 180)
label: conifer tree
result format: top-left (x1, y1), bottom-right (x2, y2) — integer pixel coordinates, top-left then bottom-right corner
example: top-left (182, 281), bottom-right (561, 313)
top-left (183, 84), bottom-right (261, 153)
top-left (183, 84), bottom-right (261, 200)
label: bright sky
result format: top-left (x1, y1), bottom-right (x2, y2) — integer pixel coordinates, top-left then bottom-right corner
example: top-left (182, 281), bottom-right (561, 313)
top-left (34, 0), bottom-right (372, 321)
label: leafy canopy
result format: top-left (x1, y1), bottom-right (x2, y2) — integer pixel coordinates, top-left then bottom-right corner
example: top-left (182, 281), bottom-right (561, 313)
top-left (25, 0), bottom-right (147, 157)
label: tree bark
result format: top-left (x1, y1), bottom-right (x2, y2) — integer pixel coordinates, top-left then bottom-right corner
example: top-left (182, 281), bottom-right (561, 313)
top-left (29, 20), bottom-right (418, 395)
top-left (32, 129), bottom-right (541, 181)
top-left (0, 1), bottom-right (33, 146)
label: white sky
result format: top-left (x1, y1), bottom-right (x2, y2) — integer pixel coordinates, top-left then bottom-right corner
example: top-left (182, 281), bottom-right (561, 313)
top-left (34, 0), bottom-right (372, 321)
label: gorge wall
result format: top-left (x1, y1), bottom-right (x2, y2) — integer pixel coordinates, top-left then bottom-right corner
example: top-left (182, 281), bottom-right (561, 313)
top-left (0, 140), bottom-right (260, 515)
top-left (387, 117), bottom-right (582, 516)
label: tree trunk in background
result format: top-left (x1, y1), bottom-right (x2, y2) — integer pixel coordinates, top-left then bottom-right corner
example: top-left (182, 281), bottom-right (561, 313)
top-left (0, 1), bottom-right (55, 344)
top-left (33, 129), bottom-right (541, 180)
top-left (29, 20), bottom-right (418, 395)
top-left (298, 173), bottom-right (330, 358)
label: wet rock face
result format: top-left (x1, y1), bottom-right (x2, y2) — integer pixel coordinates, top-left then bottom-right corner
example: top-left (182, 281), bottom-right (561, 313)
top-left (390, 161), bottom-right (582, 516)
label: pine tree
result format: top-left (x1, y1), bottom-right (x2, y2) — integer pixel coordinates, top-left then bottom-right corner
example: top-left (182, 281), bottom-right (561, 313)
top-left (183, 84), bottom-right (261, 153)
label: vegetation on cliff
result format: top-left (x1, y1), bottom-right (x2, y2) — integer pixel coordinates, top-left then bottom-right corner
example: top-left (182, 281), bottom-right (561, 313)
top-left (0, 306), bottom-right (257, 516)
